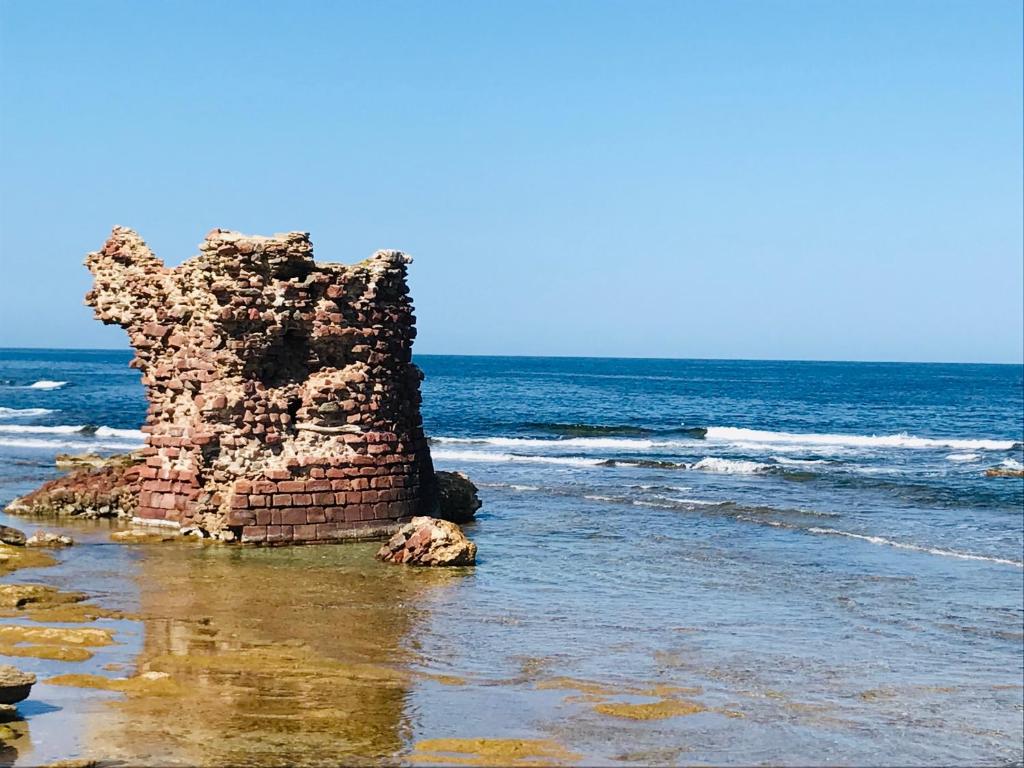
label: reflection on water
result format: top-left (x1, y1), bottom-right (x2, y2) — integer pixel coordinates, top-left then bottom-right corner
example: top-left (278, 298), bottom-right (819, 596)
top-left (61, 542), bottom-right (473, 766)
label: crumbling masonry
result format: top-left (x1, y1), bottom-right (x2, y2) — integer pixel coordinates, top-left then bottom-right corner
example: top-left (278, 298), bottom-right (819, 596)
top-left (84, 227), bottom-right (437, 543)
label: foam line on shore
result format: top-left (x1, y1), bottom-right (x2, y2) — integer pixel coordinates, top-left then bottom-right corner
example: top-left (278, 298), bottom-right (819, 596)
top-left (805, 526), bottom-right (1024, 568)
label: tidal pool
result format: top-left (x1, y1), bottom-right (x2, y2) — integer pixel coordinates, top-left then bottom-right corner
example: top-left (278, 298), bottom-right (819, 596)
top-left (0, 483), bottom-right (1021, 767)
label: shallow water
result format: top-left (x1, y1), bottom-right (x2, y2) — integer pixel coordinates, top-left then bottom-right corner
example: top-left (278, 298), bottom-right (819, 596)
top-left (0, 351), bottom-right (1021, 765)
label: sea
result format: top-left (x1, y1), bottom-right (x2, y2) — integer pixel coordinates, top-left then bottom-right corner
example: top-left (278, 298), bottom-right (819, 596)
top-left (0, 349), bottom-right (1021, 766)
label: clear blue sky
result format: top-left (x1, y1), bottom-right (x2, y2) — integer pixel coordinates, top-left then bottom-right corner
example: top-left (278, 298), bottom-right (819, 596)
top-left (1, 0), bottom-right (1021, 362)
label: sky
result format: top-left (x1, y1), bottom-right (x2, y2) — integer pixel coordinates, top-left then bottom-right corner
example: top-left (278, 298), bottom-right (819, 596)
top-left (0, 0), bottom-right (1021, 363)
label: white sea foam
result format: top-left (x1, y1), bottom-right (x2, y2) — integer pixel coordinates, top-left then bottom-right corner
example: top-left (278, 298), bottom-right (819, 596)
top-left (772, 456), bottom-right (829, 466)
top-left (27, 380), bottom-right (69, 390)
top-left (0, 437), bottom-right (143, 452)
top-left (1000, 458), bottom-right (1024, 470)
top-left (806, 527), bottom-right (1023, 568)
top-left (705, 426), bottom-right (1015, 452)
top-left (946, 452), bottom-right (981, 462)
top-left (432, 435), bottom-right (663, 451)
top-left (654, 496), bottom-right (722, 506)
top-left (0, 424), bottom-right (146, 441)
top-left (689, 457), bottom-right (771, 474)
top-left (92, 426), bottom-right (147, 440)
top-left (431, 447), bottom-right (602, 468)
top-left (0, 407), bottom-right (56, 418)
top-left (481, 482), bottom-right (542, 492)
top-left (584, 494), bottom-right (619, 502)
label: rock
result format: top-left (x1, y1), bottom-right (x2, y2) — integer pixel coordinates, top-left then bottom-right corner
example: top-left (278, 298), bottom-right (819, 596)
top-left (0, 584), bottom-right (86, 609)
top-left (0, 666), bottom-right (35, 705)
top-left (435, 471), bottom-right (482, 524)
top-left (985, 467), bottom-right (1024, 478)
top-left (376, 516), bottom-right (477, 567)
top-left (25, 531), bottom-right (74, 548)
top-left (55, 452), bottom-right (141, 471)
top-left (4, 455), bottom-right (142, 520)
top-left (110, 529), bottom-right (178, 544)
top-left (0, 527), bottom-right (25, 547)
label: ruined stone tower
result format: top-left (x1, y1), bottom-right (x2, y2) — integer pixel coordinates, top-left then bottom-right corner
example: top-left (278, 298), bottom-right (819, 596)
top-left (85, 227), bottom-right (437, 543)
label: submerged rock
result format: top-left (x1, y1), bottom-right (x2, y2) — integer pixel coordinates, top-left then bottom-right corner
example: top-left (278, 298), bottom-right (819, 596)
top-left (0, 527), bottom-right (26, 547)
top-left (0, 584), bottom-right (86, 610)
top-left (25, 531), bottom-right (74, 548)
top-left (110, 529), bottom-right (179, 545)
top-left (0, 666), bottom-right (35, 705)
top-left (376, 516), bottom-right (477, 566)
top-left (985, 467), bottom-right (1024, 478)
top-left (435, 471), bottom-right (482, 524)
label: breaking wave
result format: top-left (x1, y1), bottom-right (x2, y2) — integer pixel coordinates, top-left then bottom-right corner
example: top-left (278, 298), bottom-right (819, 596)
top-left (946, 452), bottom-right (981, 462)
top-left (704, 426), bottom-right (1016, 452)
top-left (27, 380), bottom-right (69, 390)
top-left (0, 436), bottom-right (143, 452)
top-left (524, 422), bottom-right (707, 439)
top-left (430, 448), bottom-right (602, 468)
top-left (689, 457), bottom-right (772, 474)
top-left (0, 407), bottom-right (56, 418)
top-left (0, 424), bottom-right (145, 441)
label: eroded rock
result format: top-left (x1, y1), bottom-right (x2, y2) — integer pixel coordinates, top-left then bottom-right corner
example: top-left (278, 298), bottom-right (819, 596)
top-left (25, 531), bottom-right (74, 548)
top-left (4, 455), bottom-right (141, 519)
top-left (435, 471), bottom-right (482, 524)
top-left (0, 666), bottom-right (35, 705)
top-left (376, 516), bottom-right (477, 566)
top-left (0, 527), bottom-right (25, 547)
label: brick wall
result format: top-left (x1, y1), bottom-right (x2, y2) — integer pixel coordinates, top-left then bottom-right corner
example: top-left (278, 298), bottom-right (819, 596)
top-left (85, 227), bottom-right (437, 543)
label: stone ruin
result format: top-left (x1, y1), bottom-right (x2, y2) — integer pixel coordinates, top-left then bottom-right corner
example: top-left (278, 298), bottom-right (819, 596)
top-left (82, 227), bottom-right (439, 544)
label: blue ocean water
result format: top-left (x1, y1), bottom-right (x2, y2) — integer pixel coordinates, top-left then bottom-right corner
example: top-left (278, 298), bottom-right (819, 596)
top-left (0, 349), bottom-right (1022, 764)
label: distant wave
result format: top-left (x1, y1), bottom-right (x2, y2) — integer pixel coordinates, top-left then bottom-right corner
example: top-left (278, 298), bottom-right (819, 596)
top-left (432, 427), bottom-right (1018, 457)
top-left (689, 457), bottom-right (772, 474)
top-left (771, 456), bottom-right (830, 466)
top-left (946, 452), bottom-right (981, 462)
top-left (0, 424), bottom-right (146, 441)
top-left (0, 436), bottom-right (143, 452)
top-left (430, 447), bottom-right (602, 467)
top-left (432, 435), bottom-right (667, 451)
top-left (806, 526), bottom-right (1023, 568)
top-left (524, 422), bottom-right (707, 439)
top-left (0, 407), bottom-right (56, 418)
top-left (27, 380), bottom-right (69, 390)
top-left (705, 426), bottom-right (1016, 452)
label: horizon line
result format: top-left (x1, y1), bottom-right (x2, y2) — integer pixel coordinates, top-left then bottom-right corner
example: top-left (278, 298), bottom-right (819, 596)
top-left (0, 346), bottom-right (1021, 367)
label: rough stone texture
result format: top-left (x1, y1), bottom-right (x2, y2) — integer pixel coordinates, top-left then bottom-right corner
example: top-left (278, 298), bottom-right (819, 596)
top-left (0, 528), bottom-right (25, 547)
top-left (985, 467), bottom-right (1024, 478)
top-left (0, 666), bottom-right (34, 705)
top-left (80, 227), bottom-right (436, 543)
top-left (4, 457), bottom-right (141, 520)
top-left (376, 516), bottom-right (477, 566)
top-left (25, 531), bottom-right (74, 548)
top-left (435, 471), bottom-right (482, 524)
